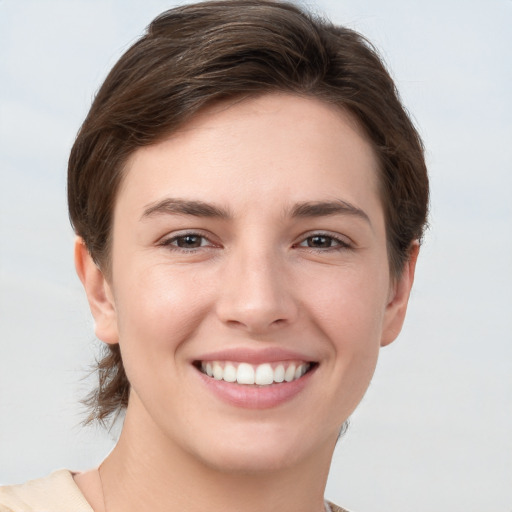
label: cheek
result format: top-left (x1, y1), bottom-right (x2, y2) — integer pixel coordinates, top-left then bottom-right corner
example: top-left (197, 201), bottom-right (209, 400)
top-left (281, 288), bottom-right (382, 437)
top-left (301, 264), bottom-right (388, 403)
top-left (112, 265), bottom-right (213, 373)
top-left (302, 263), bottom-right (389, 346)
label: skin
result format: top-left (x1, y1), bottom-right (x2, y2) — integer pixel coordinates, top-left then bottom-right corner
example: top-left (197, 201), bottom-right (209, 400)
top-left (74, 94), bottom-right (418, 512)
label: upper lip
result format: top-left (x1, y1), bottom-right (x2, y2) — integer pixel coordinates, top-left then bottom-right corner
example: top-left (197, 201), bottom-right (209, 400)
top-left (193, 347), bottom-right (316, 365)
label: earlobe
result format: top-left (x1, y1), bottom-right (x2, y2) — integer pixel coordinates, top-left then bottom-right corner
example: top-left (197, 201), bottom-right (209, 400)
top-left (74, 237), bottom-right (119, 345)
top-left (380, 242), bottom-right (420, 347)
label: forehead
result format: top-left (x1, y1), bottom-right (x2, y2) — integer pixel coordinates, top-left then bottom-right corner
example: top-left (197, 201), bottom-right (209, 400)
top-left (119, 94), bottom-right (381, 219)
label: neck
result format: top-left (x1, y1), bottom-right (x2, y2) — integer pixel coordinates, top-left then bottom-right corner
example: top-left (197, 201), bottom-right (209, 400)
top-left (99, 399), bottom-right (334, 512)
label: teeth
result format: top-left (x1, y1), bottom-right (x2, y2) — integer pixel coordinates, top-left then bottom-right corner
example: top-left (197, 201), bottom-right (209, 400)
top-left (223, 363), bottom-right (237, 382)
top-left (212, 362), bottom-right (223, 380)
top-left (255, 363), bottom-right (274, 385)
top-left (237, 363), bottom-right (255, 384)
top-left (200, 361), bottom-right (311, 385)
top-left (284, 364), bottom-right (296, 382)
top-left (274, 364), bottom-right (285, 383)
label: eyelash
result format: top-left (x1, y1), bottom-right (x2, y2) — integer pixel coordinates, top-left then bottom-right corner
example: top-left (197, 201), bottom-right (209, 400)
top-left (294, 232), bottom-right (352, 252)
top-left (160, 232), bottom-right (216, 251)
top-left (160, 231), bottom-right (352, 253)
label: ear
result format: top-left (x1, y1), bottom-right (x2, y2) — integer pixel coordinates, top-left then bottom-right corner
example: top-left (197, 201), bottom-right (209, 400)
top-left (380, 242), bottom-right (420, 347)
top-left (74, 237), bottom-right (119, 345)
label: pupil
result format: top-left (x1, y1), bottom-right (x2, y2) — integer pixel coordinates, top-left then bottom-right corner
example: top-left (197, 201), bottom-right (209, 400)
top-left (178, 235), bottom-right (201, 248)
top-left (309, 236), bottom-right (330, 248)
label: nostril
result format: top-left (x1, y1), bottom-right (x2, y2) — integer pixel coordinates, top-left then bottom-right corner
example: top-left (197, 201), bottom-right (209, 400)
top-left (224, 316), bottom-right (288, 333)
top-left (225, 319), bottom-right (245, 328)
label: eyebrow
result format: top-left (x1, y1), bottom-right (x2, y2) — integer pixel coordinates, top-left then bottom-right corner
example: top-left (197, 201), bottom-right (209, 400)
top-left (141, 197), bottom-right (371, 225)
top-left (141, 198), bottom-right (231, 220)
top-left (291, 200), bottom-right (371, 225)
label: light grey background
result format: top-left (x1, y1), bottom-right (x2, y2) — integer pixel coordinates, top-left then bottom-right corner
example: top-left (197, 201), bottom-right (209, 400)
top-left (1, 1), bottom-right (511, 510)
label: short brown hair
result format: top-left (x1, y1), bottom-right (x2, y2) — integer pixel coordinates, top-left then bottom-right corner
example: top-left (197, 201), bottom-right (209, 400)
top-left (68, 0), bottom-right (429, 424)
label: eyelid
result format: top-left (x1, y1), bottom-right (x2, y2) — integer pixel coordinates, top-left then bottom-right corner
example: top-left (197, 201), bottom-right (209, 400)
top-left (294, 230), bottom-right (353, 249)
top-left (158, 229), bottom-right (220, 249)
top-left (157, 229), bottom-right (353, 251)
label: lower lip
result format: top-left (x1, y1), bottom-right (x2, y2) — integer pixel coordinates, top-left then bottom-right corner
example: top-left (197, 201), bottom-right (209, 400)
top-left (196, 366), bottom-right (316, 409)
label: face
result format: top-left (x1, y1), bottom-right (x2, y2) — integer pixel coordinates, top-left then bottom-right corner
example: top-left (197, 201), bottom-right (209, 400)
top-left (80, 94), bottom-right (415, 474)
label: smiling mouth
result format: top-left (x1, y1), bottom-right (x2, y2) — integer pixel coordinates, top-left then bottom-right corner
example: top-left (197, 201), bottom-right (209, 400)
top-left (195, 360), bottom-right (316, 386)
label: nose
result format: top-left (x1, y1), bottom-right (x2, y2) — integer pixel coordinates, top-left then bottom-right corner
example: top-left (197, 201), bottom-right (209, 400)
top-left (215, 247), bottom-right (298, 334)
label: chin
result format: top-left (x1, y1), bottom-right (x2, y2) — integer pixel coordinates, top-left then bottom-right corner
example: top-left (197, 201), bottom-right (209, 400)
top-left (186, 423), bottom-right (330, 475)
top-left (196, 445), bottom-right (303, 474)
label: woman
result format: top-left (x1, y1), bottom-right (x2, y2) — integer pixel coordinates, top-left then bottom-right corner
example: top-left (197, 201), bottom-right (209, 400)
top-left (0, 1), bottom-right (428, 511)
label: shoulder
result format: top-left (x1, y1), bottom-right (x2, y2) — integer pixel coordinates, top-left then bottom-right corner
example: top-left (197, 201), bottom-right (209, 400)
top-left (326, 501), bottom-right (353, 512)
top-left (0, 470), bottom-right (93, 512)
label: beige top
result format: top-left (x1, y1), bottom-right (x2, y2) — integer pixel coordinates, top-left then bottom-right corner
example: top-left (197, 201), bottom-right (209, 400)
top-left (0, 470), bottom-right (349, 512)
top-left (0, 470), bottom-right (93, 511)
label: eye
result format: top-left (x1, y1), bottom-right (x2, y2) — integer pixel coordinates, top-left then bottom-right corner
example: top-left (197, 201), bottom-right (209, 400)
top-left (174, 234), bottom-right (205, 248)
top-left (161, 233), bottom-right (213, 250)
top-left (296, 233), bottom-right (351, 250)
